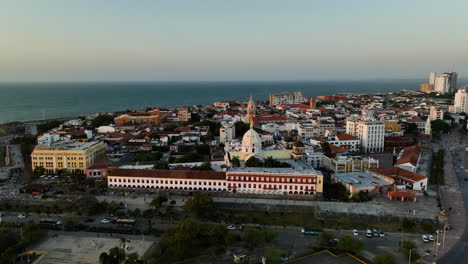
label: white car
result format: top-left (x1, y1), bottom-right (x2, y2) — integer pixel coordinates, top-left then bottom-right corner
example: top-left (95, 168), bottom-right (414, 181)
top-left (379, 231), bottom-right (385, 237)
top-left (366, 230), bottom-right (373, 238)
top-left (17, 213), bottom-right (26, 219)
top-left (101, 218), bottom-right (110, 224)
top-left (428, 234), bottom-right (434, 241)
top-left (353, 229), bottom-right (359, 236)
top-left (422, 235), bottom-right (429, 242)
top-left (227, 225), bottom-right (236, 230)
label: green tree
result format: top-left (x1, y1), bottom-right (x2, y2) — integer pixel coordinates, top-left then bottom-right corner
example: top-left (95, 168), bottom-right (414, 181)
top-left (401, 241), bottom-right (420, 262)
top-left (191, 161), bottom-right (213, 171)
top-left (134, 152), bottom-right (163, 162)
top-left (108, 246), bottom-right (126, 264)
top-left (266, 248), bottom-right (282, 263)
top-left (174, 152), bottom-right (199, 163)
top-left (245, 156), bottom-right (263, 167)
top-left (125, 252), bottom-right (142, 264)
top-left (231, 156), bottom-right (241, 167)
top-left (183, 194), bottom-right (217, 220)
top-left (90, 115), bottom-right (114, 128)
top-left (317, 231), bottom-right (334, 248)
top-left (149, 194), bottom-right (168, 214)
top-left (195, 144), bottom-right (211, 155)
top-left (336, 236), bottom-right (364, 254)
top-left (401, 218), bottom-right (416, 232)
top-left (153, 162), bottom-right (169, 169)
top-left (337, 217), bottom-right (351, 232)
top-left (431, 119), bottom-right (450, 134)
top-left (372, 253), bottom-right (396, 264)
top-left (235, 121), bottom-right (250, 137)
top-left (33, 166), bottom-right (46, 176)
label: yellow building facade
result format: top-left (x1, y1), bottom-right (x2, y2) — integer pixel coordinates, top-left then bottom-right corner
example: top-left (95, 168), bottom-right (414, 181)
top-left (177, 108), bottom-right (191, 122)
top-left (384, 121), bottom-right (401, 132)
top-left (31, 141), bottom-right (107, 174)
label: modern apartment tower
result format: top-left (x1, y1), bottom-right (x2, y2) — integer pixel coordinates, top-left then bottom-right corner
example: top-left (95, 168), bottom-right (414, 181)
top-left (454, 88), bottom-right (468, 113)
top-left (433, 72), bottom-right (458, 94)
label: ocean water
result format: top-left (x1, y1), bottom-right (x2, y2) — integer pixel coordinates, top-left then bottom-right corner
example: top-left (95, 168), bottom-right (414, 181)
top-left (0, 80), bottom-right (423, 123)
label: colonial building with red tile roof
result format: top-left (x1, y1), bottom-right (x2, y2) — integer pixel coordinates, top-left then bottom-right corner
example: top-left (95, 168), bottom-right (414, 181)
top-left (395, 145), bottom-right (421, 173)
top-left (369, 167), bottom-right (427, 191)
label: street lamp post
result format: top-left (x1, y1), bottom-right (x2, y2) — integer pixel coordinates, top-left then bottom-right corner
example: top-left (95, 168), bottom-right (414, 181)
top-left (408, 248), bottom-right (412, 264)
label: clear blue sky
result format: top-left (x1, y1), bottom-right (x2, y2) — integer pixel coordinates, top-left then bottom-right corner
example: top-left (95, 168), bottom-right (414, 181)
top-left (1, 0), bottom-right (467, 81)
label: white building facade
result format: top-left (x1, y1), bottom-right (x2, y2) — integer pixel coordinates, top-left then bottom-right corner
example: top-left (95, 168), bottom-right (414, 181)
top-left (454, 88), bottom-right (468, 114)
top-left (346, 118), bottom-right (384, 153)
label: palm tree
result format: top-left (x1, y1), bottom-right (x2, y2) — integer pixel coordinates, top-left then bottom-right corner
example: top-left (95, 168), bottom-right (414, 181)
top-left (99, 252), bottom-right (110, 264)
top-left (108, 246), bottom-right (125, 264)
top-left (119, 237), bottom-right (131, 251)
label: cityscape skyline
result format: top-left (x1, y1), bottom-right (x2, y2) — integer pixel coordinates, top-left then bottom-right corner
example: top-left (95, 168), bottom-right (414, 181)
top-left (1, 0), bottom-right (468, 82)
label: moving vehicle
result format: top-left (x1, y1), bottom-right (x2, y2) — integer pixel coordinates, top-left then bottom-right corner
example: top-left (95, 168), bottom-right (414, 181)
top-left (17, 213), bottom-right (27, 219)
top-left (353, 229), bottom-right (358, 236)
top-left (40, 218), bottom-right (63, 226)
top-left (116, 218), bottom-right (136, 227)
top-left (422, 235), bottom-right (429, 242)
top-left (301, 228), bottom-right (323, 236)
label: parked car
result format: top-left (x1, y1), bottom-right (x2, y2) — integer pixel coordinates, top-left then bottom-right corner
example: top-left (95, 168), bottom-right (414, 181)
top-left (353, 229), bottom-right (359, 236)
top-left (373, 229), bottom-right (379, 237)
top-left (366, 230), bottom-right (373, 238)
top-left (101, 218), bottom-right (110, 224)
top-left (227, 225), bottom-right (236, 230)
top-left (379, 231), bottom-right (385, 237)
top-left (428, 234), bottom-right (434, 241)
top-left (422, 235), bottom-right (429, 243)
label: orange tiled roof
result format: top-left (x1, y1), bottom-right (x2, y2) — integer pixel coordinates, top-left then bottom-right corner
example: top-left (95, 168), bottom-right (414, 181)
top-left (395, 145), bottom-right (421, 166)
top-left (108, 168), bottom-right (226, 180)
top-left (329, 144), bottom-right (348, 153)
top-left (336, 132), bottom-right (359, 141)
top-left (369, 167), bottom-right (426, 184)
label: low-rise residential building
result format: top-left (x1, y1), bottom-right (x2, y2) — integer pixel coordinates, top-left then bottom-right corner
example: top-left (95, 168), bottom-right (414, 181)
top-left (326, 132), bottom-right (360, 153)
top-left (31, 140), bottom-right (107, 174)
top-left (114, 109), bottom-right (161, 125)
top-left (406, 118), bottom-right (426, 131)
top-left (429, 106), bottom-right (444, 121)
top-left (322, 155), bottom-right (379, 173)
top-left (298, 121), bottom-right (336, 139)
top-left (369, 167), bottom-right (427, 191)
top-left (177, 108), bottom-right (191, 122)
top-left (394, 145), bottom-right (421, 173)
top-left (269, 91), bottom-right (306, 107)
top-left (332, 171), bottom-right (392, 197)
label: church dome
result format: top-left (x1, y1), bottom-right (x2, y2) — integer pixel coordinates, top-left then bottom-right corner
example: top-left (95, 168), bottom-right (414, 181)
top-left (242, 126), bottom-right (262, 155)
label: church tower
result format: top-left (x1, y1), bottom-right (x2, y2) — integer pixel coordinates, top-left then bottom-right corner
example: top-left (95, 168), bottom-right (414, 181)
top-left (246, 95), bottom-right (256, 124)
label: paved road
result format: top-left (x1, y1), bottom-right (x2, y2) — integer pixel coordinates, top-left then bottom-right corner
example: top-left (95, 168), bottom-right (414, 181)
top-left (437, 129), bottom-right (468, 264)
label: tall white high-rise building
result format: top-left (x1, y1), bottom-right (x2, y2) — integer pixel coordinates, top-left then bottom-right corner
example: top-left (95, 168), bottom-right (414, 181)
top-left (219, 122), bottom-right (235, 144)
top-left (433, 72), bottom-right (458, 94)
top-left (429, 72), bottom-right (436, 86)
top-left (434, 75), bottom-right (449, 94)
top-left (346, 115), bottom-right (384, 153)
top-left (454, 88), bottom-right (468, 113)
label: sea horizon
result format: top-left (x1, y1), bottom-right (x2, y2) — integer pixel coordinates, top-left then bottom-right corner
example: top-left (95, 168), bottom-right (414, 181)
top-left (0, 79), bottom-right (456, 124)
